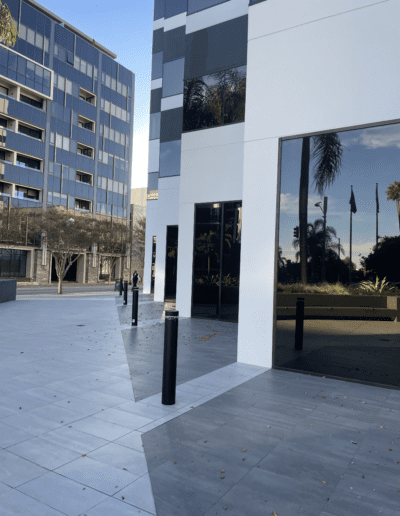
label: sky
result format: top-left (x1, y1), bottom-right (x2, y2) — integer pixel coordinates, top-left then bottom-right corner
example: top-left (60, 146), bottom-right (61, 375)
top-left (39, 0), bottom-right (154, 189)
top-left (279, 122), bottom-right (400, 270)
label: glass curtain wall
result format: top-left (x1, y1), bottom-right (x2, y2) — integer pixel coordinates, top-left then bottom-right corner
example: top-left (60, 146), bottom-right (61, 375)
top-left (275, 121), bottom-right (400, 389)
top-left (0, 249), bottom-right (27, 277)
top-left (192, 201), bottom-right (242, 322)
top-left (164, 225), bottom-right (178, 299)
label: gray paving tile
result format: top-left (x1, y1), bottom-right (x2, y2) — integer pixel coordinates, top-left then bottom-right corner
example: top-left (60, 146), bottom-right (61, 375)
top-left (0, 489), bottom-right (66, 515)
top-left (24, 386), bottom-right (70, 403)
top-left (1, 412), bottom-right (63, 436)
top-left (39, 425), bottom-right (109, 455)
top-left (91, 408), bottom-right (154, 430)
top-left (77, 390), bottom-right (130, 407)
top-left (116, 400), bottom-right (174, 421)
top-left (51, 396), bottom-right (106, 416)
top-left (17, 471), bottom-right (108, 516)
top-left (28, 404), bottom-right (85, 425)
top-left (113, 473), bottom-right (156, 514)
top-left (0, 392), bottom-right (50, 413)
top-left (68, 416), bottom-right (133, 441)
top-left (98, 381), bottom-right (135, 400)
top-left (113, 431), bottom-right (144, 453)
top-left (6, 436), bottom-right (81, 470)
top-left (42, 380), bottom-right (93, 397)
top-left (87, 443), bottom-right (148, 476)
top-left (54, 456), bottom-right (138, 495)
top-left (85, 496), bottom-right (153, 515)
top-left (0, 450), bottom-right (47, 487)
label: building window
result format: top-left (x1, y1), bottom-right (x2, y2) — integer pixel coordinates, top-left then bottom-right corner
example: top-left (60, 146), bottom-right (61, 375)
top-left (79, 88), bottom-right (96, 105)
top-left (183, 65), bottom-right (246, 133)
top-left (76, 171), bottom-right (92, 185)
top-left (75, 198), bottom-right (90, 211)
top-left (0, 85), bottom-right (8, 96)
top-left (20, 94), bottom-right (43, 110)
top-left (78, 115), bottom-right (94, 131)
top-left (0, 117), bottom-right (8, 128)
top-left (15, 185), bottom-right (40, 200)
top-left (18, 123), bottom-right (42, 140)
top-left (54, 44), bottom-right (59, 56)
top-left (16, 154), bottom-right (41, 170)
top-left (77, 144), bottom-right (93, 158)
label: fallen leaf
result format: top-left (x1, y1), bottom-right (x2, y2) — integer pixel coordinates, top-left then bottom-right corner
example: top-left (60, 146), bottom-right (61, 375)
top-left (242, 449), bottom-right (246, 452)
top-left (351, 442), bottom-right (357, 445)
top-left (173, 461), bottom-right (177, 464)
top-left (388, 449), bottom-right (392, 451)
top-left (82, 454), bottom-right (86, 457)
top-left (321, 481), bottom-right (327, 484)
top-left (221, 476), bottom-right (225, 479)
top-left (221, 470), bottom-right (225, 473)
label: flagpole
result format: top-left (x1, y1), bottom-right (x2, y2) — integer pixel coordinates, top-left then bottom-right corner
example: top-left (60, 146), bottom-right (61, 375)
top-left (349, 203), bottom-right (352, 283)
top-left (376, 183), bottom-right (379, 248)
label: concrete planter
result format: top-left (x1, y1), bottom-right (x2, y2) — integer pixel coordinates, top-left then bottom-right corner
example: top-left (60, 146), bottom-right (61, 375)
top-left (0, 279), bottom-right (17, 303)
top-left (276, 293), bottom-right (400, 322)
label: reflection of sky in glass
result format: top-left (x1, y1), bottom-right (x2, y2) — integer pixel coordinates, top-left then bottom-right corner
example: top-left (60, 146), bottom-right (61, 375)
top-left (279, 122), bottom-right (400, 269)
top-left (159, 139), bottom-right (181, 177)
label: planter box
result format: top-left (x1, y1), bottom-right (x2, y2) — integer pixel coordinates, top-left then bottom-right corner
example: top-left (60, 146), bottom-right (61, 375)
top-left (276, 293), bottom-right (400, 323)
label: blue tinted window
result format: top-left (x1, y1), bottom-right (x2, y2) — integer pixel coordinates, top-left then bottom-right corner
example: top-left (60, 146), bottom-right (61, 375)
top-left (188, 0), bottom-right (228, 15)
top-left (149, 112), bottom-right (161, 140)
top-left (154, 0), bottom-right (165, 20)
top-left (151, 52), bottom-right (163, 81)
top-left (159, 140), bottom-right (181, 177)
top-left (162, 58), bottom-right (184, 97)
top-left (165, 0), bottom-right (187, 19)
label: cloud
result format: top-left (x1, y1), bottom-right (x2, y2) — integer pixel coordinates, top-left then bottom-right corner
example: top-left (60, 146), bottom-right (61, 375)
top-left (340, 123), bottom-right (400, 150)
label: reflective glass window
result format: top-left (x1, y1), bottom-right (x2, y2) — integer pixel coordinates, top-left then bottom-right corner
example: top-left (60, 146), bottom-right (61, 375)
top-left (162, 58), bottom-right (184, 98)
top-left (54, 43), bottom-right (59, 56)
top-left (87, 63), bottom-right (93, 77)
top-left (105, 74), bottom-right (111, 88)
top-left (74, 55), bottom-right (80, 69)
top-left (150, 112), bottom-right (161, 140)
top-left (56, 134), bottom-right (62, 148)
top-left (66, 79), bottom-right (72, 95)
top-left (50, 132), bottom-right (55, 144)
top-left (151, 52), bottom-right (163, 81)
top-left (19, 25), bottom-right (26, 40)
top-left (111, 78), bottom-right (116, 90)
top-left (115, 131), bottom-right (120, 144)
top-left (116, 106), bottom-right (121, 119)
top-left (187, 0), bottom-right (228, 14)
top-left (117, 81), bottom-right (122, 95)
top-left (122, 110), bottom-right (127, 122)
top-left (58, 75), bottom-right (65, 91)
top-left (80, 60), bottom-right (86, 74)
top-left (44, 37), bottom-right (49, 53)
top-left (104, 126), bottom-right (109, 139)
top-left (63, 137), bottom-right (69, 151)
top-left (101, 72), bottom-right (105, 83)
top-left (110, 103), bottom-right (116, 117)
top-left (35, 33), bottom-right (43, 49)
top-left (109, 128), bottom-right (114, 141)
top-left (27, 28), bottom-right (35, 45)
top-left (159, 139), bottom-right (181, 177)
top-left (122, 84), bottom-right (127, 97)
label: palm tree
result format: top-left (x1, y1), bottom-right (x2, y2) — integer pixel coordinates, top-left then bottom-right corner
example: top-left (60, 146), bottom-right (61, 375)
top-left (293, 218), bottom-right (342, 282)
top-left (299, 133), bottom-right (345, 284)
top-left (278, 246), bottom-right (287, 268)
top-left (386, 181), bottom-right (400, 231)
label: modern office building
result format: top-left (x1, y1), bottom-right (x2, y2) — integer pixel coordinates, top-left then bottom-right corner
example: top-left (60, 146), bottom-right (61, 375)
top-left (144, 0), bottom-right (400, 388)
top-left (0, 0), bottom-right (134, 284)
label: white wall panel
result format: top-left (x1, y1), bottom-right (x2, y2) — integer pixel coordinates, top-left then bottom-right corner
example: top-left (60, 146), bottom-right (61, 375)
top-left (153, 18), bottom-right (164, 31)
top-left (180, 123), bottom-right (244, 204)
top-left (176, 202), bottom-right (195, 318)
top-left (238, 138), bottom-right (279, 368)
top-left (148, 139), bottom-right (160, 173)
top-left (164, 12), bottom-right (187, 32)
top-left (245, 0), bottom-right (399, 143)
top-left (186, 0), bottom-right (248, 34)
top-left (154, 176), bottom-right (181, 302)
top-left (151, 78), bottom-right (162, 90)
top-left (143, 200), bottom-right (158, 295)
top-left (249, 0), bottom-right (388, 40)
top-left (161, 94), bottom-right (184, 111)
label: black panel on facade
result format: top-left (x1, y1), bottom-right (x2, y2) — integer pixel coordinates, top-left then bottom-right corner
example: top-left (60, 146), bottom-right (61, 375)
top-left (152, 28), bottom-right (164, 54)
top-left (165, 0), bottom-right (187, 19)
top-left (163, 26), bottom-right (186, 63)
top-left (150, 88), bottom-right (162, 114)
top-left (154, 0), bottom-right (165, 20)
top-left (151, 52), bottom-right (163, 81)
top-left (188, 0), bottom-right (230, 15)
top-left (184, 15), bottom-right (248, 80)
top-left (160, 107), bottom-right (183, 143)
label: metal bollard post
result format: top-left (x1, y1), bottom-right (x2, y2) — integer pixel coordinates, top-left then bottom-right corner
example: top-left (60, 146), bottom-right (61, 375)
top-left (295, 297), bottom-right (305, 350)
top-left (162, 310), bottom-right (179, 405)
top-left (123, 280), bottom-right (128, 305)
top-left (119, 277), bottom-right (123, 296)
top-left (131, 286), bottom-right (139, 326)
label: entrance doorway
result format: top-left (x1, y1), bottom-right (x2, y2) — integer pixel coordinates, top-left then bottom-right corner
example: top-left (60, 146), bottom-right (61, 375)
top-left (151, 236), bottom-right (156, 294)
top-left (164, 226), bottom-right (178, 300)
top-left (51, 255), bottom-right (77, 282)
top-left (192, 201), bottom-right (242, 322)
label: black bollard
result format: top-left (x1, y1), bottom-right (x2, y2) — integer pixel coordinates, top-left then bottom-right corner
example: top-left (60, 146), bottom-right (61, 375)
top-left (119, 277), bottom-right (123, 296)
top-left (162, 310), bottom-right (179, 405)
top-left (123, 280), bottom-right (128, 305)
top-left (131, 286), bottom-right (139, 326)
top-left (295, 297), bottom-right (305, 350)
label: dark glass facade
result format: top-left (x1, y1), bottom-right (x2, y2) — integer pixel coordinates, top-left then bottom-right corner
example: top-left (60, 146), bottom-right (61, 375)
top-left (192, 202), bottom-right (242, 322)
top-left (276, 121), bottom-right (400, 389)
top-left (0, 0), bottom-right (134, 220)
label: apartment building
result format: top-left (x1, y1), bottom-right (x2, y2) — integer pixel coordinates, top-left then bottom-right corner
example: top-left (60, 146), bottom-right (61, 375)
top-left (144, 0), bottom-right (400, 386)
top-left (0, 0), bottom-right (134, 284)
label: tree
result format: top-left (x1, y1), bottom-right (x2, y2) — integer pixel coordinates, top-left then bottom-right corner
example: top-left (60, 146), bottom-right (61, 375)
top-left (130, 214), bottom-right (146, 278)
top-left (386, 181), bottom-right (400, 231)
top-left (95, 218), bottom-right (129, 285)
top-left (0, 2), bottom-right (18, 48)
top-left (364, 236), bottom-right (400, 282)
top-left (0, 202), bottom-right (42, 247)
top-left (299, 133), bottom-right (345, 284)
top-left (35, 207), bottom-right (97, 294)
top-left (278, 246), bottom-right (287, 268)
top-left (293, 218), bottom-right (342, 282)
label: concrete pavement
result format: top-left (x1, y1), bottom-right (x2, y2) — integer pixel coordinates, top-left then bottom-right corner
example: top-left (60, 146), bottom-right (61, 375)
top-left (0, 291), bottom-right (399, 515)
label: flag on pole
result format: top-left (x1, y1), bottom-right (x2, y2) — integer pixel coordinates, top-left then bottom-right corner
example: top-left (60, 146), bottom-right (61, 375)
top-left (349, 187), bottom-right (357, 213)
top-left (376, 183), bottom-right (379, 213)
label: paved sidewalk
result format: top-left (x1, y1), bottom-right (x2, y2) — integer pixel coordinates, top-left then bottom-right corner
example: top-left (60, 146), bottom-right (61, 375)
top-left (0, 293), bottom-right (400, 515)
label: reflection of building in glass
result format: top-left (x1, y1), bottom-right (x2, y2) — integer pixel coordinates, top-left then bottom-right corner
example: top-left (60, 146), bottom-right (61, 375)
top-left (145, 0), bottom-right (400, 388)
top-left (0, 0), bottom-right (134, 284)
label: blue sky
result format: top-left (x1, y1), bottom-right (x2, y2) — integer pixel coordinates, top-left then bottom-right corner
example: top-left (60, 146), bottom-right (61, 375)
top-left (279, 122), bottom-right (400, 270)
top-left (39, 0), bottom-right (154, 189)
